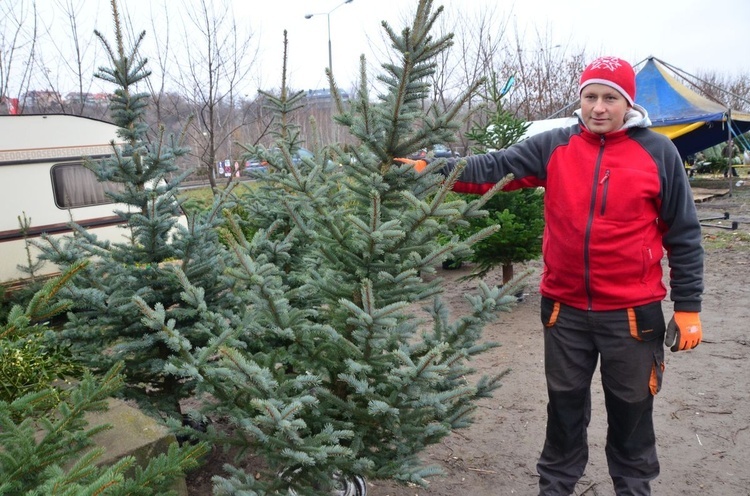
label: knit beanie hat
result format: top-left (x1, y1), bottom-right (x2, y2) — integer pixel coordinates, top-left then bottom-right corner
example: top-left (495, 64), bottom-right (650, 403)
top-left (579, 56), bottom-right (636, 106)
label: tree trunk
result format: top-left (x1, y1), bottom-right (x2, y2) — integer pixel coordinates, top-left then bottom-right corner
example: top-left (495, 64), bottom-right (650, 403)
top-left (502, 263), bottom-right (514, 285)
top-left (207, 163), bottom-right (217, 189)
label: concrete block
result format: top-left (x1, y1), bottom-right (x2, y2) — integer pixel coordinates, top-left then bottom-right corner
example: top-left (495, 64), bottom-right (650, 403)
top-left (83, 398), bottom-right (188, 495)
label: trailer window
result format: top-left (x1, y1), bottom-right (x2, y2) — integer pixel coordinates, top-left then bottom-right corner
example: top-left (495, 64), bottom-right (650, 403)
top-left (51, 162), bottom-right (124, 208)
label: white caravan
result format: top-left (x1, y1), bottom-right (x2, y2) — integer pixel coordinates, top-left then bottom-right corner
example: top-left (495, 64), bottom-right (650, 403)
top-left (0, 114), bottom-right (174, 290)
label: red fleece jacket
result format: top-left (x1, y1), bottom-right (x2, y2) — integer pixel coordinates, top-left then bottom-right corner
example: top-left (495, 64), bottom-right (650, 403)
top-left (445, 123), bottom-right (703, 312)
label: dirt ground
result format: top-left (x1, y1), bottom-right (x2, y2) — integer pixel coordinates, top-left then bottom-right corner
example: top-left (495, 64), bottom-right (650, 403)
top-left (187, 177), bottom-right (750, 496)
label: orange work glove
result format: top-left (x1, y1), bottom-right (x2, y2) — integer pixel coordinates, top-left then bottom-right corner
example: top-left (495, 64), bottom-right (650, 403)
top-left (665, 311), bottom-right (702, 352)
top-left (394, 157), bottom-right (429, 173)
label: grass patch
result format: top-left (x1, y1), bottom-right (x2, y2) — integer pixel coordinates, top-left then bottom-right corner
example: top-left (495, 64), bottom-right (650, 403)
top-left (178, 181), bottom-right (262, 215)
top-left (702, 229), bottom-right (750, 251)
top-left (179, 186), bottom-right (215, 214)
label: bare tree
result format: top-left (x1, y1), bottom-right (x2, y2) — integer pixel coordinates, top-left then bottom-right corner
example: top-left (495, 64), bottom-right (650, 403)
top-left (410, 6), bottom-right (586, 155)
top-left (722, 74), bottom-right (750, 113)
top-left (168, 0), bottom-right (258, 190)
top-left (34, 0), bottom-right (108, 117)
top-left (120, 1), bottom-right (175, 130)
top-left (691, 70), bottom-right (750, 114)
top-left (0, 0), bottom-right (38, 114)
top-left (501, 24), bottom-right (587, 121)
top-left (444, 4), bottom-right (511, 155)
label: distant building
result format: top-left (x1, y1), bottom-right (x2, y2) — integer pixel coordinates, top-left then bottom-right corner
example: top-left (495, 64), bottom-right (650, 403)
top-left (65, 92), bottom-right (110, 106)
top-left (305, 89), bottom-right (350, 104)
top-left (92, 93), bottom-right (111, 105)
top-left (66, 92), bottom-right (91, 105)
top-left (22, 90), bottom-right (62, 110)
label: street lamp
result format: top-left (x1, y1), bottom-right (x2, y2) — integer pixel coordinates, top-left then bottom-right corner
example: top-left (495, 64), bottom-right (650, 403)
top-left (304, 0), bottom-right (354, 73)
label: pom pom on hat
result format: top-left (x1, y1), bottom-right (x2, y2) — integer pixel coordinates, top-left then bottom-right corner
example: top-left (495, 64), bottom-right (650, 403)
top-left (579, 56), bottom-right (636, 106)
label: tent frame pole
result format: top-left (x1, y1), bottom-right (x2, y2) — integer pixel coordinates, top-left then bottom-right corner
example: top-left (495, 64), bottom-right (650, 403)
top-left (728, 109), bottom-right (734, 197)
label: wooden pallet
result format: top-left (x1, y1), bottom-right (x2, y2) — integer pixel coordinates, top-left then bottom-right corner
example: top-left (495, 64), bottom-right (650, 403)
top-left (692, 187), bottom-right (729, 203)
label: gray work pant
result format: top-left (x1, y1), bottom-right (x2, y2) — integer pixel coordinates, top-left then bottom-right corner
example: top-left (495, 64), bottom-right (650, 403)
top-left (536, 297), bottom-right (666, 496)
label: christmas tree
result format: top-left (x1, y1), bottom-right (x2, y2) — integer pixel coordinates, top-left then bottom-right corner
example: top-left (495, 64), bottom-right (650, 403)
top-left (37, 0), bottom-right (239, 420)
top-left (462, 72), bottom-right (545, 283)
top-left (0, 265), bottom-right (207, 495)
top-left (145, 1), bottom-right (524, 493)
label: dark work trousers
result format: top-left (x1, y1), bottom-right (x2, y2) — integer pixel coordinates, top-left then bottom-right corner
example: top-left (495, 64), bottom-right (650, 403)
top-left (536, 297), bottom-right (666, 496)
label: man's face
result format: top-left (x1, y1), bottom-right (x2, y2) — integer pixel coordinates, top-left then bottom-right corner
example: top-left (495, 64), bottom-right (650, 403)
top-left (580, 83), bottom-right (631, 134)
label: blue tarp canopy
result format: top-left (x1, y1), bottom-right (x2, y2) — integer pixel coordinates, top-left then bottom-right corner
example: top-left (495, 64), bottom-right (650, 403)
top-left (635, 57), bottom-right (750, 158)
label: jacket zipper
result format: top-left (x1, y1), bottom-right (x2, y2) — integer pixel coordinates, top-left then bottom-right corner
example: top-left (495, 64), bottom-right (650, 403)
top-left (583, 136), bottom-right (606, 310)
top-left (600, 169), bottom-right (610, 216)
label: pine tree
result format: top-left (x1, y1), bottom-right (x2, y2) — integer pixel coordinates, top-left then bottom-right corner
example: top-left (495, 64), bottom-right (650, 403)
top-left (0, 262), bottom-right (86, 405)
top-left (147, 1), bottom-right (523, 493)
top-left (0, 266), bottom-right (207, 495)
top-left (0, 365), bottom-right (207, 496)
top-left (462, 72), bottom-right (545, 283)
top-left (37, 0), bottom-right (239, 420)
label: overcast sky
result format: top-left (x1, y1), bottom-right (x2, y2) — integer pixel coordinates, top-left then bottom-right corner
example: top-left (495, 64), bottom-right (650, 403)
top-left (27, 0), bottom-right (750, 96)
top-left (248, 0), bottom-right (750, 88)
top-left (238, 0), bottom-right (750, 92)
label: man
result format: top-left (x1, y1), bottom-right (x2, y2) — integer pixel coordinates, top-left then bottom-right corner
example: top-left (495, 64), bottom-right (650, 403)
top-left (401, 56), bottom-right (704, 495)
top-left (722, 141), bottom-right (740, 177)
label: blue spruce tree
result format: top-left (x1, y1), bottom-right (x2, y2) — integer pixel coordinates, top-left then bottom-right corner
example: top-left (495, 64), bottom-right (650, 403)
top-left (144, 1), bottom-right (527, 494)
top-left (38, 0), bottom-right (239, 420)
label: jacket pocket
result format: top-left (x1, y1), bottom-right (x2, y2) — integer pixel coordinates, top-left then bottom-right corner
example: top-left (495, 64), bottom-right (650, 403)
top-left (627, 301), bottom-right (666, 342)
top-left (541, 296), bottom-right (561, 328)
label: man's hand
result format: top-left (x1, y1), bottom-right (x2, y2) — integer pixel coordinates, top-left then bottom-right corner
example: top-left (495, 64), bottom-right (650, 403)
top-left (665, 312), bottom-right (702, 352)
top-left (394, 157), bottom-right (428, 173)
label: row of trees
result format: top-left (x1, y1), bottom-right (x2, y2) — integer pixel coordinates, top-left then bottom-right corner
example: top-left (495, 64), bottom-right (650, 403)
top-left (6, 1), bottom-right (749, 191)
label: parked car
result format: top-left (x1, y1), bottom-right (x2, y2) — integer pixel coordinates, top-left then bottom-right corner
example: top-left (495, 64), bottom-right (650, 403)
top-left (288, 147), bottom-right (337, 168)
top-left (407, 148), bottom-right (427, 160)
top-left (243, 147), bottom-right (332, 176)
top-left (407, 144), bottom-right (456, 160)
top-left (432, 143), bottom-right (455, 158)
top-left (242, 157), bottom-right (267, 176)
top-left (242, 151), bottom-right (267, 174)
top-left (294, 147), bottom-right (315, 164)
